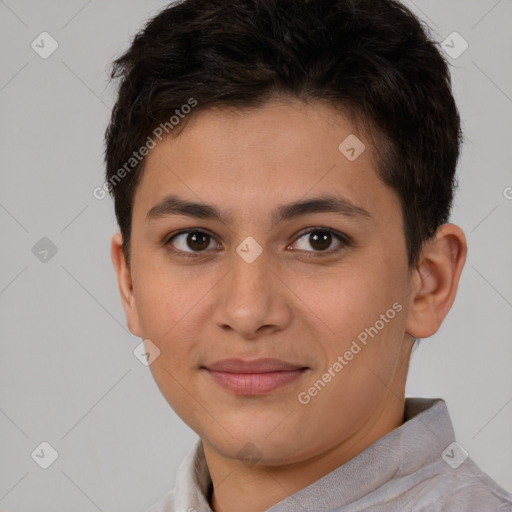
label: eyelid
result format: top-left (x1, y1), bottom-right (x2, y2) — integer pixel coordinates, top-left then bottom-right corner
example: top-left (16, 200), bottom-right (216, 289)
top-left (164, 228), bottom-right (222, 255)
top-left (292, 226), bottom-right (349, 245)
top-left (164, 227), bottom-right (350, 257)
top-left (289, 227), bottom-right (349, 256)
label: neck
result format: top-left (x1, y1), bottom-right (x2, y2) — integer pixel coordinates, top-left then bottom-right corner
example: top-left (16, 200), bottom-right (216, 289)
top-left (204, 395), bottom-right (405, 512)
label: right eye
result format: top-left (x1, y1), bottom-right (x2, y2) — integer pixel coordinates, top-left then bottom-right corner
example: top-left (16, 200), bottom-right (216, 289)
top-left (166, 229), bottom-right (221, 256)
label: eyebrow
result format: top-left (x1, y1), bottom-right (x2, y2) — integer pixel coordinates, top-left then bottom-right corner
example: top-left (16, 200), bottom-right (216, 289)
top-left (146, 193), bottom-right (372, 227)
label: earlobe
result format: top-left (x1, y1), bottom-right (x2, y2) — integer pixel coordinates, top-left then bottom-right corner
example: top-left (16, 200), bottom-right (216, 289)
top-left (405, 224), bottom-right (467, 339)
top-left (110, 233), bottom-right (142, 337)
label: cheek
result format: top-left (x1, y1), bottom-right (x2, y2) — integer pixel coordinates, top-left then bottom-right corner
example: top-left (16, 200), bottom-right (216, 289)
top-left (132, 253), bottom-right (209, 340)
top-left (303, 268), bottom-right (384, 337)
top-left (308, 261), bottom-right (407, 371)
top-left (135, 270), bottom-right (207, 421)
top-left (147, 360), bottom-right (207, 437)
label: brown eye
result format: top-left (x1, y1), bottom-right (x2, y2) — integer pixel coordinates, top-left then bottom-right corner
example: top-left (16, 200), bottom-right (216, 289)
top-left (308, 230), bottom-right (332, 251)
top-left (169, 230), bottom-right (217, 253)
top-left (292, 228), bottom-right (346, 253)
top-left (186, 231), bottom-right (210, 251)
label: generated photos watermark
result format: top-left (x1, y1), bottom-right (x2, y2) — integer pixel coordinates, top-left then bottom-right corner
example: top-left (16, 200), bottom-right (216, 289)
top-left (93, 98), bottom-right (198, 200)
top-left (298, 301), bottom-right (403, 404)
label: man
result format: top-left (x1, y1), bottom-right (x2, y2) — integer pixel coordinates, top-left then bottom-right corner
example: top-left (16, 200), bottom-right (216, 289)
top-left (104, 0), bottom-right (512, 510)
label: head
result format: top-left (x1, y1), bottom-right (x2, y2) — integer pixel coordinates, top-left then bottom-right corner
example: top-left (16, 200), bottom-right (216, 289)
top-left (106, 0), bottom-right (466, 466)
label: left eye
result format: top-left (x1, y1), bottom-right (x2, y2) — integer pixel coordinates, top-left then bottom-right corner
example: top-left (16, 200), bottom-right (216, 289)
top-left (291, 228), bottom-right (346, 253)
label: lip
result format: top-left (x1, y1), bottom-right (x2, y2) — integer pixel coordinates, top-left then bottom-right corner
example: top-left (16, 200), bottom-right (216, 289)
top-left (205, 357), bottom-right (306, 373)
top-left (202, 358), bottom-right (308, 395)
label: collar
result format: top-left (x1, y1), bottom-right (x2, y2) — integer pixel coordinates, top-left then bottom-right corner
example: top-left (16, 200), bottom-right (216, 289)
top-left (173, 398), bottom-right (455, 511)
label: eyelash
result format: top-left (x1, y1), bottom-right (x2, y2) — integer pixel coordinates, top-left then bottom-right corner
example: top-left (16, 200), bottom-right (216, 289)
top-left (163, 227), bottom-right (350, 259)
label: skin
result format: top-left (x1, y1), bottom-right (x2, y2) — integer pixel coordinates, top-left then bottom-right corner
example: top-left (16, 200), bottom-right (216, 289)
top-left (111, 98), bottom-right (467, 512)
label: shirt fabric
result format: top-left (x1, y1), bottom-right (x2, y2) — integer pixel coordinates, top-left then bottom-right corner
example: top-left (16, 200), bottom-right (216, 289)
top-left (145, 398), bottom-right (512, 511)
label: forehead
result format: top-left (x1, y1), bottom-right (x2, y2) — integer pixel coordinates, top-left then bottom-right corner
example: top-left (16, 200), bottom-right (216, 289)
top-left (132, 99), bottom-right (401, 229)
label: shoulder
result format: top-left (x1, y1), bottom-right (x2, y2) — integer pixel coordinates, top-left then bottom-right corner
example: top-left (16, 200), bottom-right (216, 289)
top-left (413, 457), bottom-right (512, 511)
top-left (442, 460), bottom-right (512, 511)
top-left (143, 489), bottom-right (176, 512)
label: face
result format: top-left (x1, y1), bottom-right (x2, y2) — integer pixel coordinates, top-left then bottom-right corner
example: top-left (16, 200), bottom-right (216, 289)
top-left (118, 98), bottom-right (418, 466)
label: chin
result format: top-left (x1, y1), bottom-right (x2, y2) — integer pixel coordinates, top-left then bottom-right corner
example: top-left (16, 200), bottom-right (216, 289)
top-left (206, 433), bottom-right (304, 466)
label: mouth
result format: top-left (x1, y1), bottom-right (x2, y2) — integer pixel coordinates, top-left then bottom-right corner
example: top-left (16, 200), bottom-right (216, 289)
top-left (201, 358), bottom-right (309, 396)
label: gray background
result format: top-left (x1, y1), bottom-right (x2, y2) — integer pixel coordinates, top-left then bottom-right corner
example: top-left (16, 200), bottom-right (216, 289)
top-left (0, 1), bottom-right (511, 510)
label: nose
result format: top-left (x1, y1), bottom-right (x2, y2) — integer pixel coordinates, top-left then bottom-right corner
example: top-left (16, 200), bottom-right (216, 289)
top-left (211, 248), bottom-right (293, 340)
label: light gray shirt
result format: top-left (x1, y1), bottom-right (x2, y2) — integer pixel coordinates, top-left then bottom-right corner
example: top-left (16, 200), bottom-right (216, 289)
top-left (146, 398), bottom-right (512, 511)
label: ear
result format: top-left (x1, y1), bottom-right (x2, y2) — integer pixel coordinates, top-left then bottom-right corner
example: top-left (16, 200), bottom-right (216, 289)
top-left (111, 233), bottom-right (142, 337)
top-left (405, 223), bottom-right (467, 339)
